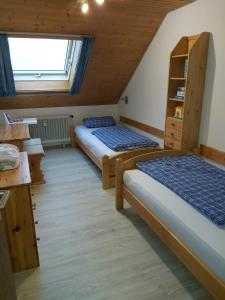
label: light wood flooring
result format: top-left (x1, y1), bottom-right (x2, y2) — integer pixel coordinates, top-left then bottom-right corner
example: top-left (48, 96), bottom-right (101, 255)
top-left (15, 148), bottom-right (212, 300)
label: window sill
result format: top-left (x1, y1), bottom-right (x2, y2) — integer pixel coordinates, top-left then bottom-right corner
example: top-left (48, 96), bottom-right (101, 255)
top-left (16, 90), bottom-right (70, 96)
top-left (15, 80), bottom-right (71, 94)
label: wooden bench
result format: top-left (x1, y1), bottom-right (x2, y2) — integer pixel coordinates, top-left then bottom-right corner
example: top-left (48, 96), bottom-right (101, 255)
top-left (23, 138), bottom-right (45, 185)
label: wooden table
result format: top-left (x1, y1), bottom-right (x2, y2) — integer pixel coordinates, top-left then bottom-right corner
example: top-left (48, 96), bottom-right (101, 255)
top-left (0, 152), bottom-right (39, 272)
top-left (0, 123), bottom-right (30, 151)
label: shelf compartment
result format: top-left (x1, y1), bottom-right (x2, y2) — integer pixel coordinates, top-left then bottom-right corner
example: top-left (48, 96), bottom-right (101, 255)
top-left (167, 99), bottom-right (184, 119)
top-left (167, 80), bottom-right (186, 101)
top-left (169, 57), bottom-right (188, 79)
top-left (169, 98), bottom-right (185, 103)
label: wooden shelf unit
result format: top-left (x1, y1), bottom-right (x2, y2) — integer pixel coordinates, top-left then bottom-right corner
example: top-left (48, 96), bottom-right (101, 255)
top-left (164, 32), bottom-right (210, 151)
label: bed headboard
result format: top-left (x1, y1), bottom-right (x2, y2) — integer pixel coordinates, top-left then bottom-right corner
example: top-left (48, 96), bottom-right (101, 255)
top-left (120, 116), bottom-right (164, 139)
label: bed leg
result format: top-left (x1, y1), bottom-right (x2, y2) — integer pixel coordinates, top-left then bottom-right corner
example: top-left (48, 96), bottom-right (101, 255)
top-left (102, 176), bottom-right (110, 190)
top-left (70, 126), bottom-right (77, 148)
top-left (115, 158), bottom-right (124, 210)
top-left (102, 156), bottom-right (111, 189)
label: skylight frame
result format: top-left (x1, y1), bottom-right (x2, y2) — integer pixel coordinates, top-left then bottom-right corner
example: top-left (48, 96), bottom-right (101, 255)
top-left (1, 32), bottom-right (92, 95)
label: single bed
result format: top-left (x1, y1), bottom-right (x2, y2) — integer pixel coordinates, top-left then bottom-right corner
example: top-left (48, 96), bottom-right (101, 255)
top-left (71, 124), bottom-right (162, 189)
top-left (115, 150), bottom-right (225, 299)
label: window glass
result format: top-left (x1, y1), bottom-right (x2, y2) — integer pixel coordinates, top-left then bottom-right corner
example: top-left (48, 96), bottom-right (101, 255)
top-left (9, 38), bottom-right (68, 72)
top-left (8, 37), bottom-right (82, 83)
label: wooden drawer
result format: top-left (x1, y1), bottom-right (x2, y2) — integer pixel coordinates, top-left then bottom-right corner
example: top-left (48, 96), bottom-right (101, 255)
top-left (0, 153), bottom-right (39, 273)
top-left (166, 117), bottom-right (183, 131)
top-left (165, 127), bottom-right (182, 141)
top-left (2, 186), bottom-right (40, 272)
top-left (165, 137), bottom-right (182, 150)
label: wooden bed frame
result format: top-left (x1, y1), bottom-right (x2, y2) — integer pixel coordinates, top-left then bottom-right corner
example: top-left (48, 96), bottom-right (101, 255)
top-left (115, 150), bottom-right (225, 300)
top-left (70, 126), bottom-right (161, 189)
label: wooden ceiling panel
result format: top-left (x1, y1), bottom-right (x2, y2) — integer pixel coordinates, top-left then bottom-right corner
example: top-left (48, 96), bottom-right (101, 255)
top-left (0, 0), bottom-right (193, 109)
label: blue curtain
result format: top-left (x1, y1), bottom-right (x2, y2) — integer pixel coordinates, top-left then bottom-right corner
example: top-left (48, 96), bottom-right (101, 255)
top-left (0, 34), bottom-right (16, 97)
top-left (70, 37), bottom-right (94, 94)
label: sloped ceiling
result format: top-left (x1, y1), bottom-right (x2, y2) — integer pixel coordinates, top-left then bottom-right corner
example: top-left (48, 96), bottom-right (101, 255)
top-left (0, 0), bottom-right (193, 109)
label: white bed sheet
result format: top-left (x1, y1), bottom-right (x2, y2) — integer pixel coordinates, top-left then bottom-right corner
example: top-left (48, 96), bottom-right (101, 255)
top-left (75, 125), bottom-right (119, 158)
top-left (123, 166), bottom-right (225, 283)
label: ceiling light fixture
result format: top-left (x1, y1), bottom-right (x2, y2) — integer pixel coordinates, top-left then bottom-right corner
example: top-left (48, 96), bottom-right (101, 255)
top-left (95, 0), bottom-right (104, 5)
top-left (81, 1), bottom-right (89, 14)
top-left (80, 0), bottom-right (105, 14)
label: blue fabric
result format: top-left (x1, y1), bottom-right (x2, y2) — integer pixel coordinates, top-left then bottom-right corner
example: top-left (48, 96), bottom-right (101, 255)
top-left (83, 116), bottom-right (116, 128)
top-left (137, 155), bottom-right (225, 225)
top-left (70, 37), bottom-right (94, 94)
top-left (0, 34), bottom-right (16, 96)
top-left (92, 126), bottom-right (159, 151)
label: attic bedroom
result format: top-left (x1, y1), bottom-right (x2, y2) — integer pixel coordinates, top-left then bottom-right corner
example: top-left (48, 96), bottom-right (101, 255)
top-left (0, 0), bottom-right (225, 299)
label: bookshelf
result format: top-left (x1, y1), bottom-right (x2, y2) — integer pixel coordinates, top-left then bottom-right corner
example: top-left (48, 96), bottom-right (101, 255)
top-left (164, 32), bottom-right (210, 151)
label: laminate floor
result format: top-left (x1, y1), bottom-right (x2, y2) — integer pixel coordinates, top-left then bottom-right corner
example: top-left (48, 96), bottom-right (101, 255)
top-left (15, 148), bottom-right (212, 300)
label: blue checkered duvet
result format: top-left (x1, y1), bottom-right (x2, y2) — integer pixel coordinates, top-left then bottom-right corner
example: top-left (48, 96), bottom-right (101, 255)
top-left (91, 126), bottom-right (159, 151)
top-left (137, 155), bottom-right (225, 225)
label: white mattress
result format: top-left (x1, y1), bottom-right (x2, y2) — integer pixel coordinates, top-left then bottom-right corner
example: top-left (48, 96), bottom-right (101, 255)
top-left (75, 125), bottom-right (118, 158)
top-left (123, 165), bottom-right (225, 283)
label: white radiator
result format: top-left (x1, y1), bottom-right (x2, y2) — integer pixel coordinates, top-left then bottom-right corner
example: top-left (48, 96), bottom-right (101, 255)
top-left (29, 115), bottom-right (72, 147)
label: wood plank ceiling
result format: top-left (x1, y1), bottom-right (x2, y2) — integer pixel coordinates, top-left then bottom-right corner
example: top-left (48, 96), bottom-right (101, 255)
top-left (0, 0), bottom-right (193, 109)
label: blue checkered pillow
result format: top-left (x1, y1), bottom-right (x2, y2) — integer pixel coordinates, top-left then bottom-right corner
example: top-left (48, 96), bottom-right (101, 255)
top-left (83, 116), bottom-right (116, 128)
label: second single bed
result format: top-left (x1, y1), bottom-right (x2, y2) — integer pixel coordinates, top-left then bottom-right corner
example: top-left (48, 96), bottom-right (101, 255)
top-left (115, 150), bottom-right (225, 299)
top-left (72, 116), bottom-right (161, 189)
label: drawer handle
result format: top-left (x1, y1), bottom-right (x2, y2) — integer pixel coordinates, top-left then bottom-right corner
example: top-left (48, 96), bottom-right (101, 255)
top-left (34, 221), bottom-right (38, 225)
top-left (171, 123), bottom-right (175, 127)
top-left (37, 237), bottom-right (40, 241)
top-left (170, 132), bottom-right (175, 137)
top-left (12, 225), bottom-right (20, 233)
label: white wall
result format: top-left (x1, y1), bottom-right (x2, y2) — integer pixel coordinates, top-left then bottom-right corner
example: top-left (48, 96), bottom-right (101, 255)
top-left (119, 0), bottom-right (225, 152)
top-left (0, 104), bottom-right (119, 125)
